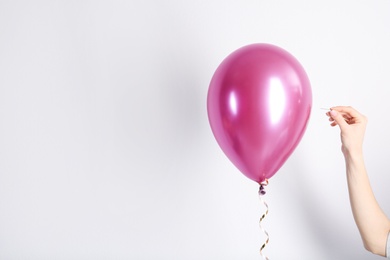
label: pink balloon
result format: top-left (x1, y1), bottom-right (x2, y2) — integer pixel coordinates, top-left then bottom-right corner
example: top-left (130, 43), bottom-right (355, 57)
top-left (207, 43), bottom-right (312, 183)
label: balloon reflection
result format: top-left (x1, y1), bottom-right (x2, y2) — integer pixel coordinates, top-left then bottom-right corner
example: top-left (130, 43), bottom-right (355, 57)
top-left (268, 78), bottom-right (286, 125)
top-left (229, 91), bottom-right (238, 116)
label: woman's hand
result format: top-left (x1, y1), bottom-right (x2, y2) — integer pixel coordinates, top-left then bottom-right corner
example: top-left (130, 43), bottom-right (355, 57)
top-left (326, 106), bottom-right (367, 156)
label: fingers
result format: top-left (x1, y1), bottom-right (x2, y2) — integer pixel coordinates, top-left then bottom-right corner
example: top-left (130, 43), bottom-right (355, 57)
top-left (326, 111), bottom-right (346, 127)
top-left (326, 106), bottom-right (366, 129)
top-left (330, 106), bottom-right (362, 119)
top-left (330, 109), bottom-right (349, 130)
top-left (331, 106), bottom-right (367, 124)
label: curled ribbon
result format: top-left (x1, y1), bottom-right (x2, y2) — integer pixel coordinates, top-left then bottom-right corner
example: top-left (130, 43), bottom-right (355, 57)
top-left (258, 179), bottom-right (269, 260)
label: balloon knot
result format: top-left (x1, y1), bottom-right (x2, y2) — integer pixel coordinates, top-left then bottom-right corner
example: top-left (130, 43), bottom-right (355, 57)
top-left (258, 179), bottom-right (269, 196)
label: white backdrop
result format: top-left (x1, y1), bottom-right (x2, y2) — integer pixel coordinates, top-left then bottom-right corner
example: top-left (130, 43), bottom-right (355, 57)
top-left (0, 0), bottom-right (389, 259)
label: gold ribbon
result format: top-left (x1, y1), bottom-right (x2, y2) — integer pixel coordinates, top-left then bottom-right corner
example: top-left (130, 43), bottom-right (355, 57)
top-left (258, 179), bottom-right (269, 260)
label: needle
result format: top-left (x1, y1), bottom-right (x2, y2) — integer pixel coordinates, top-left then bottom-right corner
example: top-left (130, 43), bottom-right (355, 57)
top-left (320, 107), bottom-right (330, 111)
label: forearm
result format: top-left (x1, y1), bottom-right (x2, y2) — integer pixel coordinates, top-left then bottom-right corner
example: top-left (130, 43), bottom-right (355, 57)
top-left (344, 151), bottom-right (390, 256)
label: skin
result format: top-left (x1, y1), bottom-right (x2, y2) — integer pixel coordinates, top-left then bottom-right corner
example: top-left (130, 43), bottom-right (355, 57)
top-left (327, 106), bottom-right (390, 257)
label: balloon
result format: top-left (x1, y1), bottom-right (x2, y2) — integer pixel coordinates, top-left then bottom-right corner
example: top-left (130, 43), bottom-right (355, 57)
top-left (207, 43), bottom-right (312, 183)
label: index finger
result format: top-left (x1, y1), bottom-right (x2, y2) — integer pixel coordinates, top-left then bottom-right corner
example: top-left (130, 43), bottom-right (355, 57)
top-left (330, 106), bottom-right (362, 118)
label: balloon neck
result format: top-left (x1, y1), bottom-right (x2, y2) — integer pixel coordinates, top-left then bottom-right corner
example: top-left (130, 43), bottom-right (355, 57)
top-left (258, 179), bottom-right (269, 196)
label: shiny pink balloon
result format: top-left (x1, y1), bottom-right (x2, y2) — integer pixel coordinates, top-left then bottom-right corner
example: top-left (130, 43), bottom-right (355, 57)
top-left (207, 43), bottom-right (312, 183)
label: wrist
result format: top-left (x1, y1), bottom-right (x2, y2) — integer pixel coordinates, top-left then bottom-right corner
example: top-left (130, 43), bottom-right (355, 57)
top-left (342, 147), bottom-right (364, 163)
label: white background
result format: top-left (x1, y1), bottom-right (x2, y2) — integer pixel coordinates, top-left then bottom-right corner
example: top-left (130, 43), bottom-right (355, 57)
top-left (0, 0), bottom-right (389, 259)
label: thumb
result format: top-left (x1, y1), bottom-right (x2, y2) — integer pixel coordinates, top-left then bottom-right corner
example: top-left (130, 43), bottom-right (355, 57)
top-left (330, 110), bottom-right (348, 129)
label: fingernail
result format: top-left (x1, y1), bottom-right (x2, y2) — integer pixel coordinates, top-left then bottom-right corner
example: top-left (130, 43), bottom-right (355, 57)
top-left (330, 110), bottom-right (338, 117)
